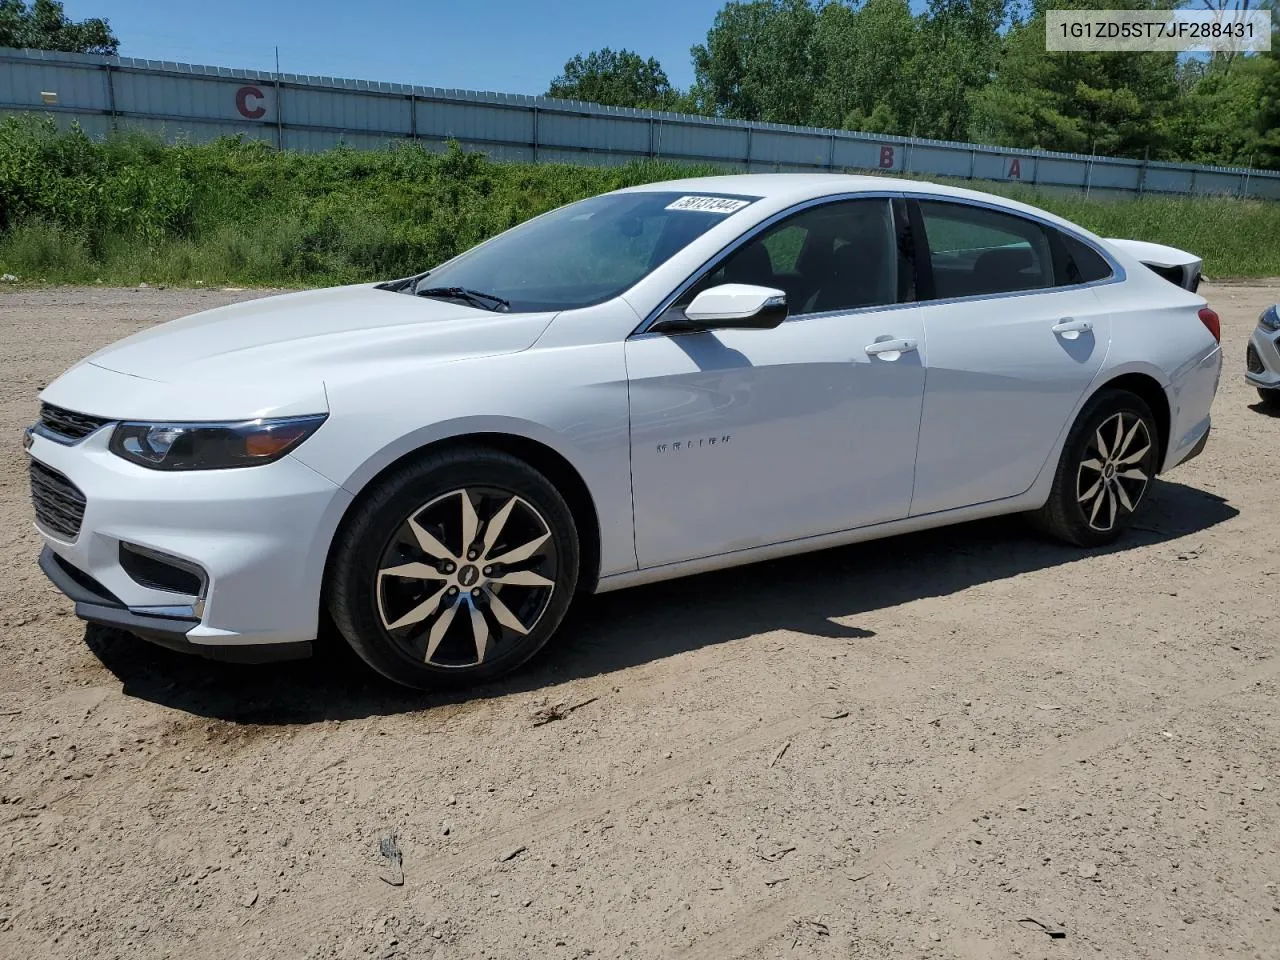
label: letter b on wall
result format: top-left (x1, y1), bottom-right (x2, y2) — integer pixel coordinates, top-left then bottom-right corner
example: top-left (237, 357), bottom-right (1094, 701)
top-left (879, 145), bottom-right (895, 169)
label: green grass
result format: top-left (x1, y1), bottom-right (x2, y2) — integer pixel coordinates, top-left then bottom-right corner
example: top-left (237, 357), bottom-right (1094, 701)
top-left (2, 114), bottom-right (1278, 284)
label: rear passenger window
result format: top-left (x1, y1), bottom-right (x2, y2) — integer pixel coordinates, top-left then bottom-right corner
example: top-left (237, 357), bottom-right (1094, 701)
top-left (918, 201), bottom-right (1053, 299)
top-left (1055, 231), bottom-right (1114, 285)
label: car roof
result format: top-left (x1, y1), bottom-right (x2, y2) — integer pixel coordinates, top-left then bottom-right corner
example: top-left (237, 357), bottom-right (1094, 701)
top-left (617, 173), bottom-right (1090, 237)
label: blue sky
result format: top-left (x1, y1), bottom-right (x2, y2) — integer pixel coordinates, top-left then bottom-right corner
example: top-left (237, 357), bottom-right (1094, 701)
top-left (65, 0), bottom-right (731, 93)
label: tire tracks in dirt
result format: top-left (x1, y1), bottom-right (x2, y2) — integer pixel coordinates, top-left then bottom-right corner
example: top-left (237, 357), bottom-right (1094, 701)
top-left (672, 655), bottom-right (1280, 960)
top-left (200, 646), bottom-right (1258, 956)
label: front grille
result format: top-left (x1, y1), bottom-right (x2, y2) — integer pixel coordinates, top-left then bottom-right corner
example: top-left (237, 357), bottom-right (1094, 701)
top-left (38, 403), bottom-right (110, 443)
top-left (29, 459), bottom-right (87, 540)
top-left (1247, 342), bottom-right (1265, 375)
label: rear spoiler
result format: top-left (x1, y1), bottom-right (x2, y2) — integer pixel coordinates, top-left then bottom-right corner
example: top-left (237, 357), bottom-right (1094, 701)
top-left (1102, 238), bottom-right (1203, 292)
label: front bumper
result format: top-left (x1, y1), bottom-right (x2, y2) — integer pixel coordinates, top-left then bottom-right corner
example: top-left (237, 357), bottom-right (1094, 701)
top-left (1246, 324), bottom-right (1280, 390)
top-left (27, 422), bottom-right (353, 656)
top-left (38, 547), bottom-right (310, 663)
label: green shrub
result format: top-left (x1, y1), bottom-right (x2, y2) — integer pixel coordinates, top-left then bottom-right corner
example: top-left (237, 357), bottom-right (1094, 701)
top-left (1, 114), bottom-right (1277, 284)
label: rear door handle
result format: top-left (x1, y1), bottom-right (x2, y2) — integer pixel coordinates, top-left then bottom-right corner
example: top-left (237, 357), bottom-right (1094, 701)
top-left (864, 338), bottom-right (918, 359)
top-left (1051, 318), bottom-right (1093, 339)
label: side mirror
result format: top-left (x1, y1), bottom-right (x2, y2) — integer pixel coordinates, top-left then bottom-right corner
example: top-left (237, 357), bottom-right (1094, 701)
top-left (651, 284), bottom-right (788, 334)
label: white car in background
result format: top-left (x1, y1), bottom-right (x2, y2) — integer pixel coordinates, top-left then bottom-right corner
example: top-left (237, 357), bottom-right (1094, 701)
top-left (26, 174), bottom-right (1222, 689)
top-left (1246, 303), bottom-right (1280, 407)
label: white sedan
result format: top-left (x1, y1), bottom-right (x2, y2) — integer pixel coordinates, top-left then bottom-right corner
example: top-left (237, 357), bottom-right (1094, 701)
top-left (27, 174), bottom-right (1222, 689)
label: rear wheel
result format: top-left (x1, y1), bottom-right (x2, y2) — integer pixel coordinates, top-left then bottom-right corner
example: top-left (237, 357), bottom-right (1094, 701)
top-left (327, 448), bottom-right (579, 690)
top-left (1032, 389), bottom-right (1160, 547)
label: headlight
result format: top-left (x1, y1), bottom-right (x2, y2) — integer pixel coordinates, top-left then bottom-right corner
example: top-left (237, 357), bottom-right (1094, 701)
top-left (1260, 304), bottom-right (1280, 331)
top-left (108, 414), bottom-right (327, 470)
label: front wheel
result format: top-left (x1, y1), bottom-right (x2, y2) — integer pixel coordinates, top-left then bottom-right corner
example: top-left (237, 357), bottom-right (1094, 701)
top-left (1032, 388), bottom-right (1160, 547)
top-left (327, 448), bottom-right (579, 690)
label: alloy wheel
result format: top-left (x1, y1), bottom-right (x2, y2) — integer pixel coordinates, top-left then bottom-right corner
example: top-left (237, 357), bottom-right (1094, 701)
top-left (374, 487), bottom-right (557, 668)
top-left (1075, 411), bottom-right (1152, 533)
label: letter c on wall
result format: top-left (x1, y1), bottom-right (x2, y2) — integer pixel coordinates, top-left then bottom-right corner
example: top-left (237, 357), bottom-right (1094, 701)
top-left (236, 85), bottom-right (267, 120)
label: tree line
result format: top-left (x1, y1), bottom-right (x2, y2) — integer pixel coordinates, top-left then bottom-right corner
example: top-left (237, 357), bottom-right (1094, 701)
top-left (547, 0), bottom-right (1280, 170)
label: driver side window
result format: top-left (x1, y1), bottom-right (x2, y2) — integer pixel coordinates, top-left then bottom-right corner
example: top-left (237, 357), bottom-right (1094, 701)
top-left (668, 198), bottom-right (904, 321)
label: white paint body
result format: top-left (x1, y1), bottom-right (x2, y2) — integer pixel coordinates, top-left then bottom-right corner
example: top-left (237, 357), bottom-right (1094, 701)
top-left (1246, 305), bottom-right (1280, 392)
top-left (30, 174), bottom-right (1222, 653)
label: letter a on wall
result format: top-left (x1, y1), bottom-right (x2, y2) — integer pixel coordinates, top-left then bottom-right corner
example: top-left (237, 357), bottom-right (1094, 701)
top-left (1008, 158), bottom-right (1021, 179)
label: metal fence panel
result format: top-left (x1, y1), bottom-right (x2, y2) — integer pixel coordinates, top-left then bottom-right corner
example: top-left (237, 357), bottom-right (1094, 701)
top-left (418, 99), bottom-right (533, 146)
top-left (1, 56), bottom-right (106, 109)
top-left (113, 70), bottom-right (266, 124)
top-left (539, 112), bottom-right (648, 154)
top-left (912, 145), bottom-right (973, 180)
top-left (286, 87), bottom-right (409, 134)
top-left (1035, 158), bottom-right (1085, 189)
top-left (1144, 165), bottom-right (1194, 194)
top-left (1, 47), bottom-right (1278, 200)
top-left (1193, 170), bottom-right (1244, 195)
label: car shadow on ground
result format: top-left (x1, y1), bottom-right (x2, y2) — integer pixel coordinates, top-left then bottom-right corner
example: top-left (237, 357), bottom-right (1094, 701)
top-left (1248, 398), bottom-right (1280, 418)
top-left (85, 479), bottom-right (1237, 725)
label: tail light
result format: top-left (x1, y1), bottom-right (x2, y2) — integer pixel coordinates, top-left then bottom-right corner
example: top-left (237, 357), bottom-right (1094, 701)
top-left (1198, 307), bottom-right (1221, 343)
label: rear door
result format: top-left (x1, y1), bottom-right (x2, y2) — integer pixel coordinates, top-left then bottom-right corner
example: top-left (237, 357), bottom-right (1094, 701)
top-left (909, 198), bottom-right (1116, 516)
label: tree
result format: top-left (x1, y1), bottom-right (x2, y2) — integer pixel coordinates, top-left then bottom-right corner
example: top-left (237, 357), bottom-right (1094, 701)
top-left (1171, 54), bottom-right (1266, 166)
top-left (690, 0), bottom-right (821, 124)
top-left (1257, 47), bottom-right (1280, 168)
top-left (904, 0), bottom-right (1008, 140)
top-left (968, 1), bottom-right (1181, 158)
top-left (810, 0), bottom-right (918, 133)
top-left (547, 48), bottom-right (679, 110)
top-left (0, 0), bottom-right (118, 54)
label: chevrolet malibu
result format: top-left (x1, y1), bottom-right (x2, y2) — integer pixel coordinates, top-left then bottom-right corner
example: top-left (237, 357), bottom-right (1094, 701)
top-left (27, 175), bottom-right (1222, 689)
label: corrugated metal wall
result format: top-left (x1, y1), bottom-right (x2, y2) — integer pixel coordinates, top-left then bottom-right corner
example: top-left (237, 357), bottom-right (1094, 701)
top-left (3, 46), bottom-right (1279, 200)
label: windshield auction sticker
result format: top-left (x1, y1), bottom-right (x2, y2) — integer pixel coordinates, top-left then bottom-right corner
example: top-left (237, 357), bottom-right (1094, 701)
top-left (1046, 9), bottom-right (1270, 53)
top-left (665, 196), bottom-right (752, 214)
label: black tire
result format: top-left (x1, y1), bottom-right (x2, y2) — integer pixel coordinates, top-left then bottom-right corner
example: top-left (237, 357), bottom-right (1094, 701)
top-left (1258, 388), bottom-right (1280, 409)
top-left (327, 447), bottom-right (579, 690)
top-left (1031, 388), bottom-right (1160, 547)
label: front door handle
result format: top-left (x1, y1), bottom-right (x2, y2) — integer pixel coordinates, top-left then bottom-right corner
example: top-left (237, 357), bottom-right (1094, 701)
top-left (1051, 318), bottom-right (1093, 339)
top-left (864, 337), bottom-right (919, 359)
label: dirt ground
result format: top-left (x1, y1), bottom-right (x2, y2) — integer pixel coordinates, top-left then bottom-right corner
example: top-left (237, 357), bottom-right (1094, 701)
top-left (0, 282), bottom-right (1278, 960)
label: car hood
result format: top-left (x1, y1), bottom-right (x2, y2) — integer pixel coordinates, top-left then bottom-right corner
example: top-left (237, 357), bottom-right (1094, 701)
top-left (83, 285), bottom-right (557, 379)
top-left (41, 285), bottom-right (558, 421)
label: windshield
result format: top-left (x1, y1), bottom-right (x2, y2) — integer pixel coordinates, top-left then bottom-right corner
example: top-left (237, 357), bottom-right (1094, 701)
top-left (412, 191), bottom-right (760, 312)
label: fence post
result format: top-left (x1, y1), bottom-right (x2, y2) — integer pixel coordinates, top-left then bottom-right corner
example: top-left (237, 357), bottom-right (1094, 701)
top-left (273, 47), bottom-right (284, 150)
top-left (968, 147), bottom-right (976, 180)
top-left (648, 117), bottom-right (655, 158)
top-left (828, 132), bottom-right (836, 171)
top-left (532, 106), bottom-right (539, 163)
top-left (745, 124), bottom-right (752, 170)
top-left (1189, 168), bottom-right (1197, 195)
top-left (408, 93), bottom-right (417, 142)
top-left (101, 63), bottom-right (119, 132)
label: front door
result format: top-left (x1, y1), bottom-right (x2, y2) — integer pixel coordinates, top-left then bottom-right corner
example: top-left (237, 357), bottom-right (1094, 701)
top-left (626, 197), bottom-right (928, 569)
